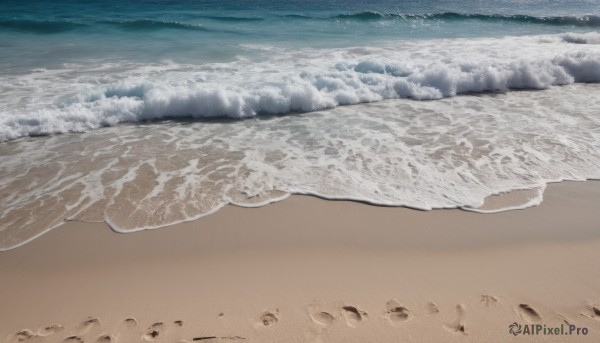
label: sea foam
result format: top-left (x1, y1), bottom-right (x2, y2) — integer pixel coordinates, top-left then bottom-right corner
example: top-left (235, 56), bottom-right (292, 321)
top-left (562, 31), bottom-right (600, 44)
top-left (2, 82), bottom-right (600, 250)
top-left (1, 33), bottom-right (600, 142)
top-left (2, 33), bottom-right (600, 250)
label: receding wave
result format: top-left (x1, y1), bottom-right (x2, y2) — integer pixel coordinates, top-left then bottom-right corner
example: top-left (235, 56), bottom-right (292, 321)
top-left (2, 82), bottom-right (600, 251)
top-left (2, 33), bottom-right (600, 250)
top-left (328, 11), bottom-right (600, 27)
top-left (0, 19), bottom-right (87, 34)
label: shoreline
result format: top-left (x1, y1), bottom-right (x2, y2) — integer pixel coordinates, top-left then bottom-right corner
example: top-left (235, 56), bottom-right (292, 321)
top-left (0, 177), bottom-right (594, 253)
top-left (1, 181), bottom-right (600, 342)
top-left (3, 82), bottom-right (600, 253)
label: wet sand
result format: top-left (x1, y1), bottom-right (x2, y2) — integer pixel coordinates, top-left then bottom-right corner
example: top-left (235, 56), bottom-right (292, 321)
top-left (1, 181), bottom-right (600, 342)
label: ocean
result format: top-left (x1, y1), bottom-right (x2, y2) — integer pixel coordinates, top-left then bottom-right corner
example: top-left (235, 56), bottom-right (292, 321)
top-left (1, 0), bottom-right (600, 250)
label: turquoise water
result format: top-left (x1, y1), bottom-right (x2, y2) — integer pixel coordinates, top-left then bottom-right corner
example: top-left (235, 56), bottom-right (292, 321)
top-left (1, 0), bottom-right (600, 139)
top-left (1, 0), bottom-right (600, 68)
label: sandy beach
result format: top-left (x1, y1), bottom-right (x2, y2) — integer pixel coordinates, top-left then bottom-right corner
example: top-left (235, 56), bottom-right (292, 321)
top-left (1, 181), bottom-right (599, 342)
top-left (3, 0), bottom-right (600, 342)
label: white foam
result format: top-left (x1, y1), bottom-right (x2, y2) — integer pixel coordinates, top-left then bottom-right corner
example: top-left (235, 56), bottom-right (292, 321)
top-left (3, 33), bottom-right (600, 250)
top-left (562, 32), bottom-right (600, 44)
top-left (2, 82), bottom-right (600, 251)
top-left (2, 33), bottom-right (600, 142)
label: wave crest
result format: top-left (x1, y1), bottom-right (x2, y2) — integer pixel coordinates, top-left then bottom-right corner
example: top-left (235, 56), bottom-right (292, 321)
top-left (3, 13), bottom-right (600, 36)
top-left (96, 19), bottom-right (236, 33)
top-left (0, 18), bottom-right (244, 34)
top-left (329, 11), bottom-right (600, 27)
top-left (200, 15), bottom-right (264, 22)
top-left (2, 46), bottom-right (600, 142)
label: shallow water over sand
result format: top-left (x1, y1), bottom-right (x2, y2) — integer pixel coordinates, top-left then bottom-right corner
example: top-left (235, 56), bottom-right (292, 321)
top-left (2, 83), bottom-right (600, 250)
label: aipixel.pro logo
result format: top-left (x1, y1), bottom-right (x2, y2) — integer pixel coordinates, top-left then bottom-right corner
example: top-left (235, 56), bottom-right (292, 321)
top-left (509, 322), bottom-right (588, 336)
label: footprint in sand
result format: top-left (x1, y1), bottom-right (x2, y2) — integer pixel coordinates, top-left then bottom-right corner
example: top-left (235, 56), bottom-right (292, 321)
top-left (96, 334), bottom-right (112, 343)
top-left (77, 317), bottom-right (101, 335)
top-left (113, 317), bottom-right (139, 342)
top-left (124, 318), bottom-right (138, 328)
top-left (191, 337), bottom-right (218, 341)
top-left (82, 317), bottom-right (101, 327)
top-left (41, 324), bottom-right (64, 337)
top-left (174, 320), bottom-right (183, 327)
top-left (312, 311), bottom-right (335, 326)
top-left (308, 305), bottom-right (335, 326)
top-left (192, 336), bottom-right (245, 341)
top-left (517, 304), bottom-right (542, 323)
top-left (426, 302), bottom-right (440, 314)
top-left (143, 322), bottom-right (165, 341)
top-left (443, 304), bottom-right (467, 335)
top-left (557, 313), bottom-right (574, 326)
top-left (581, 304), bottom-right (600, 320)
top-left (385, 299), bottom-right (411, 324)
top-left (481, 295), bottom-right (499, 306)
top-left (65, 316), bottom-right (101, 339)
top-left (15, 325), bottom-right (64, 341)
top-left (341, 305), bottom-right (368, 328)
top-left (15, 329), bottom-right (35, 341)
top-left (260, 311), bottom-right (279, 327)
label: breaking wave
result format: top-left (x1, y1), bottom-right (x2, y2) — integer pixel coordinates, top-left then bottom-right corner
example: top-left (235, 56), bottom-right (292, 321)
top-left (3, 13), bottom-right (600, 36)
top-left (2, 36), bottom-right (600, 142)
top-left (562, 31), bottom-right (600, 44)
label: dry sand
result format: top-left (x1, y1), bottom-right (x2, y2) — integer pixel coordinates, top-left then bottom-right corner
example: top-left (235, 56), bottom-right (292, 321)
top-left (1, 181), bottom-right (600, 342)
